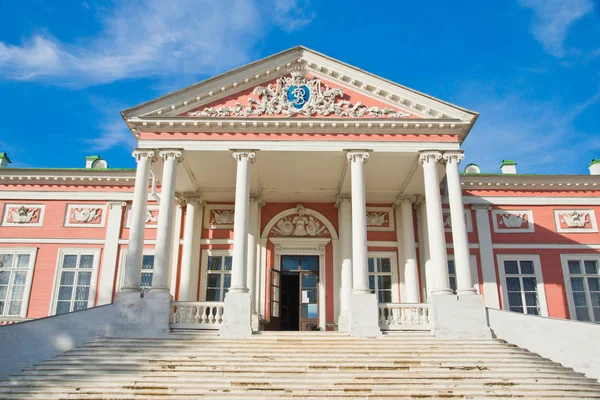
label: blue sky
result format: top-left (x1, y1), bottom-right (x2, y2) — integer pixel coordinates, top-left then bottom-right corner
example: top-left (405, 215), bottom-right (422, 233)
top-left (0, 0), bottom-right (598, 174)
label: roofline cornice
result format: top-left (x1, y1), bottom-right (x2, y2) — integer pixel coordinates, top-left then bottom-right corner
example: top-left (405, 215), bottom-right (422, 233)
top-left (461, 174), bottom-right (600, 190)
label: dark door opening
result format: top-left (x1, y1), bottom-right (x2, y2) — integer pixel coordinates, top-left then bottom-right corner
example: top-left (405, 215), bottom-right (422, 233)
top-left (281, 274), bottom-right (300, 331)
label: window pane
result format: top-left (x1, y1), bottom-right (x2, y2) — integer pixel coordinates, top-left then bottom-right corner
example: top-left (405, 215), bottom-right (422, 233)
top-left (573, 292), bottom-right (587, 307)
top-left (223, 274), bottom-right (231, 290)
top-left (380, 275), bottom-right (392, 290)
top-left (368, 258), bottom-right (375, 273)
top-left (142, 255), bottom-right (154, 270)
top-left (73, 301), bottom-right (88, 311)
top-left (568, 260), bottom-right (582, 274)
top-left (504, 261), bottom-right (519, 275)
top-left (206, 288), bottom-right (220, 301)
top-left (206, 274), bottom-right (221, 288)
top-left (571, 277), bottom-right (585, 292)
top-left (60, 271), bottom-right (75, 286)
top-left (0, 286), bottom-right (6, 301)
top-left (58, 286), bottom-right (72, 301)
top-left (575, 307), bottom-right (590, 321)
top-left (306, 289), bottom-right (318, 303)
top-left (0, 272), bottom-right (10, 285)
top-left (282, 256), bottom-right (297, 271)
top-left (368, 275), bottom-right (375, 291)
top-left (62, 255), bottom-right (77, 269)
top-left (526, 307), bottom-right (540, 315)
top-left (520, 260), bottom-right (534, 275)
top-left (80, 255), bottom-right (94, 269)
top-left (506, 277), bottom-right (521, 291)
top-left (75, 286), bottom-right (90, 301)
top-left (0, 254), bottom-right (14, 269)
top-left (448, 260), bottom-right (455, 275)
top-left (141, 272), bottom-right (153, 288)
top-left (7, 301), bottom-right (22, 315)
top-left (507, 292), bottom-right (523, 307)
top-left (584, 261), bottom-right (598, 275)
top-left (0, 301), bottom-right (4, 314)
top-left (56, 301), bottom-right (71, 315)
top-left (449, 277), bottom-right (457, 292)
top-left (207, 256), bottom-right (222, 271)
top-left (509, 306), bottom-right (524, 313)
top-left (591, 293), bottom-right (600, 307)
top-left (302, 257), bottom-right (318, 271)
top-left (302, 274), bottom-right (318, 288)
top-left (593, 307), bottom-right (600, 322)
top-left (224, 256), bottom-right (232, 271)
top-left (16, 254), bottom-right (30, 269)
top-left (13, 271), bottom-right (27, 285)
top-left (379, 258), bottom-right (391, 273)
top-left (10, 285), bottom-right (24, 300)
top-left (77, 272), bottom-right (91, 286)
top-left (588, 278), bottom-right (600, 292)
top-left (379, 290), bottom-right (392, 303)
top-left (525, 292), bottom-right (538, 307)
top-left (522, 277), bottom-right (537, 292)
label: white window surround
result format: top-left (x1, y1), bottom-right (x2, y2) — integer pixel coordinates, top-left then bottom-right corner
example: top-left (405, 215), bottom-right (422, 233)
top-left (116, 248), bottom-right (156, 291)
top-left (0, 248), bottom-right (37, 318)
top-left (447, 254), bottom-right (480, 294)
top-left (496, 254), bottom-right (548, 317)
top-left (367, 251), bottom-right (400, 303)
top-left (49, 248), bottom-right (101, 316)
top-left (491, 210), bottom-right (535, 233)
top-left (560, 254), bottom-right (600, 322)
top-left (199, 249), bottom-right (233, 302)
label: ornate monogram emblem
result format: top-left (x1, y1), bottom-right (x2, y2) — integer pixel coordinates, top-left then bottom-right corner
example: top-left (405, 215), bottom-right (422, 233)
top-left (188, 67), bottom-right (411, 118)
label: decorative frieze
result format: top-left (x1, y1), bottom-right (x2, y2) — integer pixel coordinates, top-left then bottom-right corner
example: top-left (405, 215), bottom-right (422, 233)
top-left (203, 204), bottom-right (235, 230)
top-left (554, 209), bottom-right (598, 233)
top-left (442, 209), bottom-right (473, 233)
top-left (126, 204), bottom-right (159, 229)
top-left (2, 204), bottom-right (45, 226)
top-left (64, 204), bottom-right (107, 227)
top-left (270, 204), bottom-right (330, 237)
top-left (491, 210), bottom-right (534, 233)
top-left (366, 207), bottom-right (394, 232)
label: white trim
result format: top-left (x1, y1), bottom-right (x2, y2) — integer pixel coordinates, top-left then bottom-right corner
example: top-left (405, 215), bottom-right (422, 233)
top-left (0, 192), bottom-right (134, 201)
top-left (49, 248), bottom-right (101, 316)
top-left (367, 251), bottom-right (400, 303)
top-left (464, 196), bottom-right (600, 206)
top-left (491, 210), bottom-right (534, 233)
top-left (203, 204), bottom-right (235, 230)
top-left (169, 204), bottom-right (184, 298)
top-left (560, 253), bottom-right (600, 322)
top-left (496, 254), bottom-right (548, 317)
top-left (493, 244), bottom-right (600, 249)
top-left (554, 209), bottom-right (598, 233)
top-left (472, 206), bottom-right (500, 309)
top-left (442, 209), bottom-right (473, 233)
top-left (2, 204), bottom-right (46, 227)
top-left (119, 239), bottom-right (157, 245)
top-left (0, 238), bottom-right (106, 244)
top-left (64, 204), bottom-right (108, 228)
top-left (447, 254), bottom-right (480, 294)
top-left (0, 247), bottom-right (38, 318)
top-left (199, 249), bottom-right (233, 302)
top-left (97, 202), bottom-right (126, 305)
top-left (200, 239), bottom-right (234, 245)
top-left (261, 207), bottom-right (338, 240)
top-left (367, 241), bottom-right (398, 247)
top-left (366, 207), bottom-right (394, 232)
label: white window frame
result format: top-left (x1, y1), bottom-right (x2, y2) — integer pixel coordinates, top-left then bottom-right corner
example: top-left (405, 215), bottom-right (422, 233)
top-left (497, 254), bottom-right (548, 317)
top-left (50, 248), bottom-right (101, 316)
top-left (117, 248), bottom-right (156, 291)
top-left (367, 251), bottom-right (400, 303)
top-left (560, 254), bottom-right (600, 323)
top-left (200, 249), bottom-right (233, 302)
top-left (447, 254), bottom-right (480, 294)
top-left (0, 248), bottom-right (38, 318)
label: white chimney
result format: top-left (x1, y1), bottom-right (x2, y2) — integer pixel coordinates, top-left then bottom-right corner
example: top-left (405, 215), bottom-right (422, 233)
top-left (464, 163), bottom-right (481, 174)
top-left (85, 155), bottom-right (108, 169)
top-left (0, 152), bottom-right (11, 168)
top-left (500, 160), bottom-right (517, 174)
top-left (590, 159), bottom-right (600, 175)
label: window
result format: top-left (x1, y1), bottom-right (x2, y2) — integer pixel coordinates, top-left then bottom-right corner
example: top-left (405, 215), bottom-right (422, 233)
top-left (368, 256), bottom-right (393, 303)
top-left (562, 256), bottom-right (600, 323)
top-left (52, 249), bottom-right (99, 315)
top-left (448, 260), bottom-right (457, 293)
top-left (497, 255), bottom-right (547, 316)
top-left (140, 255), bottom-right (155, 292)
top-left (447, 255), bottom-right (479, 294)
top-left (202, 253), bottom-right (232, 302)
top-left (0, 249), bottom-right (37, 317)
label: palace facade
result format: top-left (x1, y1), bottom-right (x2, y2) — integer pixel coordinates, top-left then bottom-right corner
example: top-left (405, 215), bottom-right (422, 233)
top-left (1, 46), bottom-right (600, 338)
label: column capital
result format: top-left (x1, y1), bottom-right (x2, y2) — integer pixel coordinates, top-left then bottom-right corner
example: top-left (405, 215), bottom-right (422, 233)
top-left (335, 193), bottom-right (352, 208)
top-left (442, 151), bottom-right (465, 164)
top-left (249, 194), bottom-right (265, 207)
top-left (158, 149), bottom-right (184, 162)
top-left (107, 201), bottom-right (127, 209)
top-left (346, 151), bottom-right (370, 163)
top-left (132, 149), bottom-right (157, 163)
top-left (396, 194), bottom-right (416, 206)
top-left (177, 192), bottom-right (203, 206)
top-left (418, 151), bottom-right (442, 164)
top-left (232, 151), bottom-right (256, 163)
top-left (471, 204), bottom-right (492, 211)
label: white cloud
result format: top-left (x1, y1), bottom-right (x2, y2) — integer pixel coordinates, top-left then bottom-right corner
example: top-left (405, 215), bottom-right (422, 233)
top-left (519, 0), bottom-right (594, 58)
top-left (0, 0), bottom-right (313, 86)
top-left (86, 119), bottom-right (137, 152)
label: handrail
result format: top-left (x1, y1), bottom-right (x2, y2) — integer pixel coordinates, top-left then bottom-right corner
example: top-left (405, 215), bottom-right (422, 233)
top-left (170, 301), bottom-right (224, 330)
top-left (378, 303), bottom-right (431, 331)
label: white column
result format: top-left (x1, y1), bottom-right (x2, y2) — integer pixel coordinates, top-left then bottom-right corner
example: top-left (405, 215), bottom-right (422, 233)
top-left (398, 195), bottom-right (420, 303)
top-left (247, 195), bottom-right (261, 317)
top-left (151, 150), bottom-right (183, 292)
top-left (337, 194), bottom-right (352, 331)
top-left (472, 205), bottom-right (500, 308)
top-left (179, 196), bottom-right (202, 301)
top-left (418, 151), bottom-right (452, 296)
top-left (347, 152), bottom-right (370, 293)
top-left (417, 197), bottom-right (432, 300)
top-left (169, 200), bottom-right (184, 298)
top-left (121, 150), bottom-right (155, 293)
top-left (444, 152), bottom-right (476, 296)
top-left (98, 201), bottom-right (126, 304)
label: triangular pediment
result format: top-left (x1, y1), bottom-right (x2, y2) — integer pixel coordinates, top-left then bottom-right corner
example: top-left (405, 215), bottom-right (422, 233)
top-left (122, 46), bottom-right (478, 135)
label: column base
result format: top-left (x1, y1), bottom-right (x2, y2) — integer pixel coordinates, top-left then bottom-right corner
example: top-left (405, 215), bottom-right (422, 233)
top-left (220, 291), bottom-right (252, 338)
top-left (112, 290), bottom-right (172, 338)
top-left (337, 311), bottom-right (350, 332)
top-left (251, 312), bottom-right (261, 332)
top-left (348, 292), bottom-right (382, 338)
top-left (431, 294), bottom-right (491, 339)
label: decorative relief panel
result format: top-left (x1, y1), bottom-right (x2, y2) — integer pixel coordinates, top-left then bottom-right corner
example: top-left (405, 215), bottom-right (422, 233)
top-left (126, 205), bottom-right (159, 229)
top-left (491, 210), bottom-right (534, 233)
top-left (187, 68), bottom-right (412, 119)
top-left (366, 207), bottom-right (394, 232)
top-left (204, 205), bottom-right (235, 230)
top-left (64, 204), bottom-right (107, 227)
top-left (442, 209), bottom-right (473, 233)
top-left (269, 205), bottom-right (330, 237)
top-left (554, 209), bottom-right (598, 233)
top-left (2, 204), bottom-right (45, 227)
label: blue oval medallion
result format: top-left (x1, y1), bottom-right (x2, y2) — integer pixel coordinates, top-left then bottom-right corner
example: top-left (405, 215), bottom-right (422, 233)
top-left (287, 85), bottom-right (310, 109)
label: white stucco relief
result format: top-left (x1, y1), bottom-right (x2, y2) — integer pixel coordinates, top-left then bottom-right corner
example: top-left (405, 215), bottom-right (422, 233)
top-left (187, 68), bottom-right (412, 119)
top-left (9, 206), bottom-right (37, 223)
top-left (71, 208), bottom-right (101, 223)
top-left (270, 205), bottom-right (330, 237)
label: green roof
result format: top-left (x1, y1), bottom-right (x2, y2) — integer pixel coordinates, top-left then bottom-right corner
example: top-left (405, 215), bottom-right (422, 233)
top-left (85, 155), bottom-right (101, 161)
top-left (501, 160), bottom-right (517, 166)
top-left (0, 152), bottom-right (11, 163)
top-left (590, 159), bottom-right (600, 167)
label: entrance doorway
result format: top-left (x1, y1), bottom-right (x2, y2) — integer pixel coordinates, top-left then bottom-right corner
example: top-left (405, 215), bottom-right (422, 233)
top-left (279, 255), bottom-right (319, 331)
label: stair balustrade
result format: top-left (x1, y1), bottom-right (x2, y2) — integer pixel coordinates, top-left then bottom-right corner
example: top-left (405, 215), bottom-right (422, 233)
top-left (378, 303), bottom-right (431, 331)
top-left (170, 301), bottom-right (224, 329)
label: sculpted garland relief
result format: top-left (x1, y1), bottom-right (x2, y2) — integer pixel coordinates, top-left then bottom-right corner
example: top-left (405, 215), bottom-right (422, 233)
top-left (270, 205), bottom-right (330, 237)
top-left (187, 68), bottom-right (412, 119)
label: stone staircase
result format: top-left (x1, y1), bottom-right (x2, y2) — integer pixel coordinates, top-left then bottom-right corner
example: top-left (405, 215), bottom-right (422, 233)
top-left (1, 330), bottom-right (599, 399)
